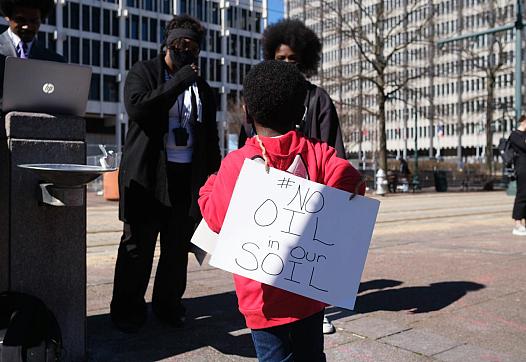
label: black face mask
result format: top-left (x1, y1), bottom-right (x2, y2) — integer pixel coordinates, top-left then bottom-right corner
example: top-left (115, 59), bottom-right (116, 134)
top-left (170, 48), bottom-right (197, 69)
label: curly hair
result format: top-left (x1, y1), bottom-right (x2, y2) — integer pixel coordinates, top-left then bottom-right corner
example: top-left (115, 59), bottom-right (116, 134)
top-left (243, 60), bottom-right (307, 132)
top-left (262, 19), bottom-right (322, 77)
top-left (0, 0), bottom-right (54, 19)
top-left (161, 14), bottom-right (205, 50)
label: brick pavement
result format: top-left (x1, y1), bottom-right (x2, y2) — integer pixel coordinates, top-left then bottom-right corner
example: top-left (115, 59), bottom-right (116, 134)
top-left (86, 191), bottom-right (525, 361)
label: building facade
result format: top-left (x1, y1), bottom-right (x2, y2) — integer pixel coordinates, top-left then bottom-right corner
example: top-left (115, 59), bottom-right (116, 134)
top-left (285, 0), bottom-right (522, 163)
top-left (1, 0), bottom-right (267, 154)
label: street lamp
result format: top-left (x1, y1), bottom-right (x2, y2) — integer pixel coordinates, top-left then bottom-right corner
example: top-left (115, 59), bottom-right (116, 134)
top-left (412, 90), bottom-right (421, 190)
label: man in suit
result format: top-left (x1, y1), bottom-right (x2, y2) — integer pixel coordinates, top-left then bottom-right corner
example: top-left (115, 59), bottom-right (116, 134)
top-left (0, 0), bottom-right (64, 62)
top-left (0, 0), bottom-right (64, 105)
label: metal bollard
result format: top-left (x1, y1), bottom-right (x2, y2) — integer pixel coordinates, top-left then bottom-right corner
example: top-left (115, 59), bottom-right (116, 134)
top-left (376, 168), bottom-right (388, 196)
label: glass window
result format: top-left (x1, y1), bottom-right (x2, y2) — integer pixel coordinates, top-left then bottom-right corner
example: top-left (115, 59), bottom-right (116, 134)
top-left (63, 37), bottom-right (69, 61)
top-left (144, 0), bottom-right (154, 11)
top-left (89, 73), bottom-right (100, 101)
top-left (142, 17), bottom-right (148, 41)
top-left (112, 43), bottom-right (119, 69)
top-left (150, 18), bottom-right (157, 43)
top-left (63, 3), bottom-right (69, 28)
top-left (47, 33), bottom-right (56, 52)
top-left (92, 7), bottom-right (100, 33)
top-left (112, 11), bottom-right (119, 36)
top-left (103, 9), bottom-right (110, 35)
top-left (215, 31), bottom-right (221, 53)
top-left (160, 20), bottom-right (166, 44)
top-left (70, 2), bottom-right (80, 30)
top-left (196, 0), bottom-right (204, 20)
top-left (216, 59), bottom-right (221, 82)
top-left (131, 15), bottom-right (139, 39)
top-left (131, 46), bottom-right (139, 66)
top-left (162, 0), bottom-right (171, 14)
top-left (82, 5), bottom-right (90, 31)
top-left (82, 38), bottom-right (90, 65)
top-left (47, 8), bottom-right (56, 26)
top-left (103, 42), bottom-right (110, 67)
top-left (70, 36), bottom-right (80, 63)
top-left (229, 34), bottom-right (237, 56)
top-left (230, 61), bottom-right (237, 83)
top-left (92, 40), bottom-right (100, 66)
top-left (200, 57), bottom-right (207, 79)
top-left (211, 2), bottom-right (219, 24)
top-left (103, 75), bottom-right (118, 102)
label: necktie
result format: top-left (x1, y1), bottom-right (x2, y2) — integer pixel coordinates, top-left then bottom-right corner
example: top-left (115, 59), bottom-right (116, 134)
top-left (17, 42), bottom-right (28, 59)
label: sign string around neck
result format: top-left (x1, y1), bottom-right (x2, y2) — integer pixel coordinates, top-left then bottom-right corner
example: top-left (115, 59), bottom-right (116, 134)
top-left (254, 135), bottom-right (270, 173)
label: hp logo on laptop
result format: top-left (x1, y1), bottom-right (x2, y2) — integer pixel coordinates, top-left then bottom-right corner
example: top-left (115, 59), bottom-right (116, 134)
top-left (42, 83), bottom-right (55, 94)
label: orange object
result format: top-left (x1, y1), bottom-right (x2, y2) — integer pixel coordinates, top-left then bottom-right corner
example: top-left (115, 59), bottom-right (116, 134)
top-left (103, 169), bottom-right (119, 201)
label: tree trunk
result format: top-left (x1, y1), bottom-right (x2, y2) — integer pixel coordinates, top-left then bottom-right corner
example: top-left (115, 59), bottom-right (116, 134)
top-left (377, 91), bottom-right (388, 171)
top-left (485, 76), bottom-right (495, 174)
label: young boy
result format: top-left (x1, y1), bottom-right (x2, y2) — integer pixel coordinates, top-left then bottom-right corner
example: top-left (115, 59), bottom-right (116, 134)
top-left (198, 61), bottom-right (364, 361)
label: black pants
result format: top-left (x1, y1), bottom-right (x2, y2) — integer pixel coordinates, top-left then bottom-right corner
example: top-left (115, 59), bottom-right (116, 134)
top-left (513, 167), bottom-right (526, 220)
top-left (111, 163), bottom-right (193, 320)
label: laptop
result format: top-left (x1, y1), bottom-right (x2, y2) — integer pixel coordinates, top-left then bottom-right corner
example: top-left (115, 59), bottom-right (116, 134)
top-left (2, 57), bottom-right (92, 117)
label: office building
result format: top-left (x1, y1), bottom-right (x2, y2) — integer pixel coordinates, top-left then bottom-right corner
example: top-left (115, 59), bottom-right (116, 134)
top-left (285, 0), bottom-right (520, 162)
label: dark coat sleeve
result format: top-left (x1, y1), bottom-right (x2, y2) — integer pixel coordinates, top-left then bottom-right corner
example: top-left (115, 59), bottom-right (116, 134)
top-left (124, 62), bottom-right (198, 123)
top-left (510, 131), bottom-right (526, 154)
top-left (315, 87), bottom-right (346, 158)
top-left (305, 85), bottom-right (346, 159)
top-left (200, 80), bottom-right (221, 175)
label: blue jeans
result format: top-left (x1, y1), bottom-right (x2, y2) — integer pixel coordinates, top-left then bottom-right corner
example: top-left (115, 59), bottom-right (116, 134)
top-left (250, 310), bottom-right (326, 362)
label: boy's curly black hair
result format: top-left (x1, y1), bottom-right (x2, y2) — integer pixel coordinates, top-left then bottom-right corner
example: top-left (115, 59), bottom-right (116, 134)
top-left (0, 0), bottom-right (54, 19)
top-left (243, 60), bottom-right (307, 132)
top-left (262, 19), bottom-right (322, 77)
top-left (161, 14), bottom-right (205, 51)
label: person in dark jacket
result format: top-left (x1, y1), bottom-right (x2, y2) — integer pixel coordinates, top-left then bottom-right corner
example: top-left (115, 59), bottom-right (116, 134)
top-left (238, 19), bottom-right (345, 160)
top-left (510, 115), bottom-right (526, 236)
top-left (110, 14), bottom-right (221, 332)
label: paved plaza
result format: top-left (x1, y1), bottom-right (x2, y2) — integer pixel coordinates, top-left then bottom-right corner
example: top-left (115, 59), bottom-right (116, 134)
top-left (86, 190), bottom-right (525, 361)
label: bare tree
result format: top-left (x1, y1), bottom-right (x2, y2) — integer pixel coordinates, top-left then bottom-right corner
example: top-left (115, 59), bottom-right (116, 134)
top-left (443, 0), bottom-right (512, 173)
top-left (308, 0), bottom-right (432, 171)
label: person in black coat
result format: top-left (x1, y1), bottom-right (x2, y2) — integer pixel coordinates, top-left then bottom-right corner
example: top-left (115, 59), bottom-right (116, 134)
top-left (510, 115), bottom-right (526, 236)
top-left (238, 19), bottom-right (346, 159)
top-left (110, 14), bottom-right (221, 332)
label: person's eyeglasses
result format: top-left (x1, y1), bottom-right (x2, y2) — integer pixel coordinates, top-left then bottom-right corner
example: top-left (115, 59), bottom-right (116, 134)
top-left (12, 16), bottom-right (41, 25)
top-left (169, 39), bottom-right (200, 54)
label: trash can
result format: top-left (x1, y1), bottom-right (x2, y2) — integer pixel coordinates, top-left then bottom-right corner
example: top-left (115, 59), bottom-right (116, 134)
top-left (103, 168), bottom-right (119, 200)
top-left (434, 170), bottom-right (448, 192)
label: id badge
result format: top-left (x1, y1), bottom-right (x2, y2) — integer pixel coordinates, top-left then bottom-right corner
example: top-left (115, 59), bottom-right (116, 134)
top-left (173, 127), bottom-right (189, 147)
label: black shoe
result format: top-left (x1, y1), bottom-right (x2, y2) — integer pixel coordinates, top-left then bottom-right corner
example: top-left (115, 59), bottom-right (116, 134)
top-left (110, 305), bottom-right (146, 333)
top-left (111, 316), bottom-right (144, 333)
top-left (152, 304), bottom-right (186, 328)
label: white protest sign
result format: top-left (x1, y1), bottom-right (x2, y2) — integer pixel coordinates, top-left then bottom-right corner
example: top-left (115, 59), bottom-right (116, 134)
top-left (209, 158), bottom-right (380, 310)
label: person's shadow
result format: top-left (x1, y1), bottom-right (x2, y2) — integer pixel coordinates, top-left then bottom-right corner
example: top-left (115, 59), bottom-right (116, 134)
top-left (326, 279), bottom-right (485, 321)
top-left (87, 291), bottom-right (256, 361)
top-left (87, 279), bottom-right (485, 360)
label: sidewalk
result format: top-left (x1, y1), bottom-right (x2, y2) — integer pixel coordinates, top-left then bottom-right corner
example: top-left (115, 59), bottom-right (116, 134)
top-left (86, 191), bottom-right (525, 361)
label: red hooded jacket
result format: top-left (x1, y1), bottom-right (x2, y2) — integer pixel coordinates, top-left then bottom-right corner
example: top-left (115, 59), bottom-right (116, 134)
top-left (198, 130), bottom-right (364, 329)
